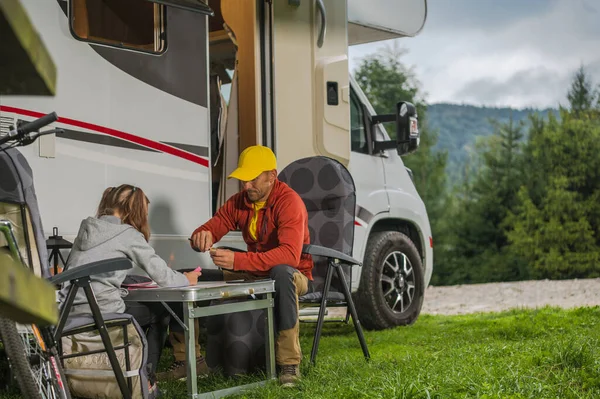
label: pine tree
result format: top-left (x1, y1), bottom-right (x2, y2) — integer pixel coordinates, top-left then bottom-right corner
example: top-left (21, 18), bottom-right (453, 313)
top-left (506, 66), bottom-right (600, 279)
top-left (438, 117), bottom-right (528, 284)
top-left (507, 177), bottom-right (600, 279)
top-left (567, 65), bottom-right (597, 116)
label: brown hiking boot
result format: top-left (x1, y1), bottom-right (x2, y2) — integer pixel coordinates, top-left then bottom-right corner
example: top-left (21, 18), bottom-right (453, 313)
top-left (156, 357), bottom-right (210, 381)
top-left (279, 364), bottom-right (300, 387)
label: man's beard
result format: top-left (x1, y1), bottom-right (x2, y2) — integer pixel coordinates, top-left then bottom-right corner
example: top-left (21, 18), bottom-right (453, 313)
top-left (247, 190), bottom-right (260, 201)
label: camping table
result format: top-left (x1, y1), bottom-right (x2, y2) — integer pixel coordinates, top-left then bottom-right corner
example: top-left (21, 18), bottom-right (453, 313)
top-left (125, 280), bottom-right (276, 399)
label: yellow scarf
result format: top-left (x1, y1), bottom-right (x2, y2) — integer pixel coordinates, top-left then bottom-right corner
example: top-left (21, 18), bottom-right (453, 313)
top-left (248, 201), bottom-right (266, 240)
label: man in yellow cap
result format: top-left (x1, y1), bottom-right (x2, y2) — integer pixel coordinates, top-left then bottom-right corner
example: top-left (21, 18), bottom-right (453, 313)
top-left (191, 145), bottom-right (313, 387)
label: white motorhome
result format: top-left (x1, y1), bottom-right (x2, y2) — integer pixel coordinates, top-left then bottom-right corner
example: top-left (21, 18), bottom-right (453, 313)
top-left (0, 0), bottom-right (432, 330)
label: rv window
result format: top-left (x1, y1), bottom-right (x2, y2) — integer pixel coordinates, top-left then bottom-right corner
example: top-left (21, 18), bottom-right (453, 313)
top-left (350, 91), bottom-right (368, 154)
top-left (70, 0), bottom-right (166, 54)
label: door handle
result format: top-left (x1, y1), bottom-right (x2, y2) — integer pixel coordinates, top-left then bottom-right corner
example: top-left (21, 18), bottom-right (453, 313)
top-left (315, 0), bottom-right (326, 48)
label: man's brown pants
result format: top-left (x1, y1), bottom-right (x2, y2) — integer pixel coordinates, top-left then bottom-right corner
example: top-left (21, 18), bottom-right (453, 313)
top-left (169, 265), bottom-right (309, 365)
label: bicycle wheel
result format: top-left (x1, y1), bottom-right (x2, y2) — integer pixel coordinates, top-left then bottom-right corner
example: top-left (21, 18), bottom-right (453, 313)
top-left (22, 324), bottom-right (71, 399)
top-left (0, 316), bottom-right (41, 399)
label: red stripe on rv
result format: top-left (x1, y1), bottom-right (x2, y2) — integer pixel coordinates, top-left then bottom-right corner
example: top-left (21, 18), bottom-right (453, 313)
top-left (0, 105), bottom-right (209, 167)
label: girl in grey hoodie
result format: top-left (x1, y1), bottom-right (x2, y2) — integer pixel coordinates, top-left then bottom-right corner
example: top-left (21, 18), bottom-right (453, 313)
top-left (59, 184), bottom-right (201, 384)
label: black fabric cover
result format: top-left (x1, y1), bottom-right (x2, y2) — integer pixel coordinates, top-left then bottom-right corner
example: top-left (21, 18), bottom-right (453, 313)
top-left (205, 298), bottom-right (266, 376)
top-left (278, 156), bottom-right (357, 296)
top-left (0, 146), bottom-right (49, 277)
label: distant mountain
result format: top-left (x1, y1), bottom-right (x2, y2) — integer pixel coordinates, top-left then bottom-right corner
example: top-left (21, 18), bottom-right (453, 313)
top-left (426, 103), bottom-right (557, 184)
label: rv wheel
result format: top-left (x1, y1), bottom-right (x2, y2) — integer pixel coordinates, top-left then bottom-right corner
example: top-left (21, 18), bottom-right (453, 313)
top-left (354, 231), bottom-right (424, 330)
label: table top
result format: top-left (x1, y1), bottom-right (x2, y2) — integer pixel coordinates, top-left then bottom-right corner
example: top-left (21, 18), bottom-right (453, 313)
top-left (124, 280), bottom-right (275, 303)
top-left (46, 237), bottom-right (73, 249)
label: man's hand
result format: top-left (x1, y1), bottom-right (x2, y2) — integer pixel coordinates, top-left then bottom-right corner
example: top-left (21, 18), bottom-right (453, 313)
top-left (210, 249), bottom-right (235, 270)
top-left (191, 230), bottom-right (213, 252)
top-left (183, 271), bottom-right (202, 285)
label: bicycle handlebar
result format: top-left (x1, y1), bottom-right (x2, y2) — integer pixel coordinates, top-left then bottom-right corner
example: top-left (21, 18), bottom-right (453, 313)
top-left (0, 132), bottom-right (13, 146)
top-left (19, 112), bottom-right (58, 136)
top-left (0, 112), bottom-right (58, 146)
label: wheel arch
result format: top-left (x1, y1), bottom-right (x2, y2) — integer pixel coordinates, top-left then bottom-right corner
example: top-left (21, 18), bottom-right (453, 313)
top-left (368, 218), bottom-right (424, 261)
top-left (354, 215), bottom-right (431, 292)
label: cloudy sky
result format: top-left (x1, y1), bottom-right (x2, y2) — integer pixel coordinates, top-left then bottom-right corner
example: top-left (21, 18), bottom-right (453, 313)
top-left (348, 0), bottom-right (600, 109)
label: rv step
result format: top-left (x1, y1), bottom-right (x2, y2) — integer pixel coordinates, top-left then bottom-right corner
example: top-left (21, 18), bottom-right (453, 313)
top-left (299, 308), bottom-right (326, 317)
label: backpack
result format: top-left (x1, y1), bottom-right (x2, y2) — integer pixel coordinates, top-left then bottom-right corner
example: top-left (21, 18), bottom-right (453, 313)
top-left (60, 313), bottom-right (155, 399)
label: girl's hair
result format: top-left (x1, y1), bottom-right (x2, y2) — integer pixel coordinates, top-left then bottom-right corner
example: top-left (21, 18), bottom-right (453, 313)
top-left (96, 184), bottom-right (151, 241)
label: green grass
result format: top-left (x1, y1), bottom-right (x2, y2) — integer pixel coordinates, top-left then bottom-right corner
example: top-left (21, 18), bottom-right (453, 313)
top-left (2, 307), bottom-right (599, 398)
top-left (157, 306), bottom-right (600, 399)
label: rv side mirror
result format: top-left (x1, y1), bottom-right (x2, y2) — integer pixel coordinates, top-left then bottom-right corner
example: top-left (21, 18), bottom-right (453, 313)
top-left (370, 101), bottom-right (420, 156)
top-left (395, 101), bottom-right (419, 155)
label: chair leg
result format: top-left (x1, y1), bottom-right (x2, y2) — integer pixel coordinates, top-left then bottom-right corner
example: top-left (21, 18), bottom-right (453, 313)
top-left (122, 324), bottom-right (133, 393)
top-left (55, 285), bottom-right (78, 340)
top-left (83, 285), bottom-right (132, 399)
top-left (335, 266), bottom-right (370, 360)
top-left (310, 262), bottom-right (335, 365)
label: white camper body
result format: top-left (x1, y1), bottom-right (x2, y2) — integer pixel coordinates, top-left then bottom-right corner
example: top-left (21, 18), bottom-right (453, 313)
top-left (0, 0), bottom-right (431, 329)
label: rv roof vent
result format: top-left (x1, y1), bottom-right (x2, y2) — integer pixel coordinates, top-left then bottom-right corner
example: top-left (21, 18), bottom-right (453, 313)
top-left (0, 116), bottom-right (14, 137)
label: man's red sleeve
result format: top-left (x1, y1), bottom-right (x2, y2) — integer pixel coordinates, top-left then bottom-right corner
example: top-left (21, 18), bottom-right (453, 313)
top-left (233, 195), bottom-right (305, 272)
top-left (192, 196), bottom-right (238, 242)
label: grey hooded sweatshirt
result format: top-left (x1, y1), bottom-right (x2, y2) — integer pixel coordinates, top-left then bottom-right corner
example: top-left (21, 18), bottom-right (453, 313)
top-left (59, 215), bottom-right (189, 314)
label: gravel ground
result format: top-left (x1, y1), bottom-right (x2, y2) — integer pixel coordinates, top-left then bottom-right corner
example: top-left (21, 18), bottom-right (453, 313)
top-left (421, 278), bottom-right (600, 315)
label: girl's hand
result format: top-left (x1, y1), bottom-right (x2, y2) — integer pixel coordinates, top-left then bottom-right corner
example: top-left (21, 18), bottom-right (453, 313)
top-left (184, 271), bottom-right (202, 285)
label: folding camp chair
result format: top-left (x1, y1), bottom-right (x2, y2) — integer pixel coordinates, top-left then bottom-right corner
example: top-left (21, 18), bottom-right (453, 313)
top-left (49, 258), bottom-right (153, 399)
top-left (278, 156), bottom-right (370, 364)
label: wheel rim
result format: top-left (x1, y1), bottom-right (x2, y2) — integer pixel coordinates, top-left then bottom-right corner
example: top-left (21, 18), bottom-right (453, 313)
top-left (19, 325), bottom-right (61, 398)
top-left (380, 251), bottom-right (415, 313)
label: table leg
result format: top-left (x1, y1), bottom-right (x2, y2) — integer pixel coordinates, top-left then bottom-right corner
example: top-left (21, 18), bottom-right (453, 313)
top-left (265, 293), bottom-right (276, 379)
top-left (160, 301), bottom-right (187, 331)
top-left (184, 301), bottom-right (198, 397)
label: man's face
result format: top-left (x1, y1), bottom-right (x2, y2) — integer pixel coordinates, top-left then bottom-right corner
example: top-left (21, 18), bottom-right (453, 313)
top-left (242, 170), bottom-right (276, 202)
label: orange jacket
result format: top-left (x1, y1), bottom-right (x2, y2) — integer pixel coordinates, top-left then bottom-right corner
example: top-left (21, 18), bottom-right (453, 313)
top-left (194, 179), bottom-right (313, 279)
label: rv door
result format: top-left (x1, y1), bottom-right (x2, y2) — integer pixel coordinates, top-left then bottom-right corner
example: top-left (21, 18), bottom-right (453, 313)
top-left (272, 0), bottom-right (351, 169)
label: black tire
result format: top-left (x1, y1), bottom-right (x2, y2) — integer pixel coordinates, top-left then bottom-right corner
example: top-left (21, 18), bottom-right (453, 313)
top-left (354, 231), bottom-right (425, 330)
top-left (0, 317), bottom-right (41, 399)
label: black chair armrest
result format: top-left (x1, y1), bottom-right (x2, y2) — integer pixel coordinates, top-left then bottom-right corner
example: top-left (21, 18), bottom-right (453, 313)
top-left (302, 244), bottom-right (361, 266)
top-left (215, 246), bottom-right (248, 253)
top-left (193, 243), bottom-right (361, 265)
top-left (49, 258), bottom-right (132, 285)
top-left (190, 242), bottom-right (248, 253)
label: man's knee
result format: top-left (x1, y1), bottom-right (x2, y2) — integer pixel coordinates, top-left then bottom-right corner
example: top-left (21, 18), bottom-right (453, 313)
top-left (270, 265), bottom-right (296, 292)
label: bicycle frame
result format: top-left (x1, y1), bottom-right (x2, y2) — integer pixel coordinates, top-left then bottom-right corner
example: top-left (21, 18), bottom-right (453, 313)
top-left (0, 219), bottom-right (25, 265)
top-left (0, 112), bottom-right (71, 398)
top-left (1, 219), bottom-right (69, 398)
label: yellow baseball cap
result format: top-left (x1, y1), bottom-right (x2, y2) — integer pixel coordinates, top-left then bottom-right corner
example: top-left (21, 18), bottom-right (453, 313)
top-left (228, 145), bottom-right (277, 181)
